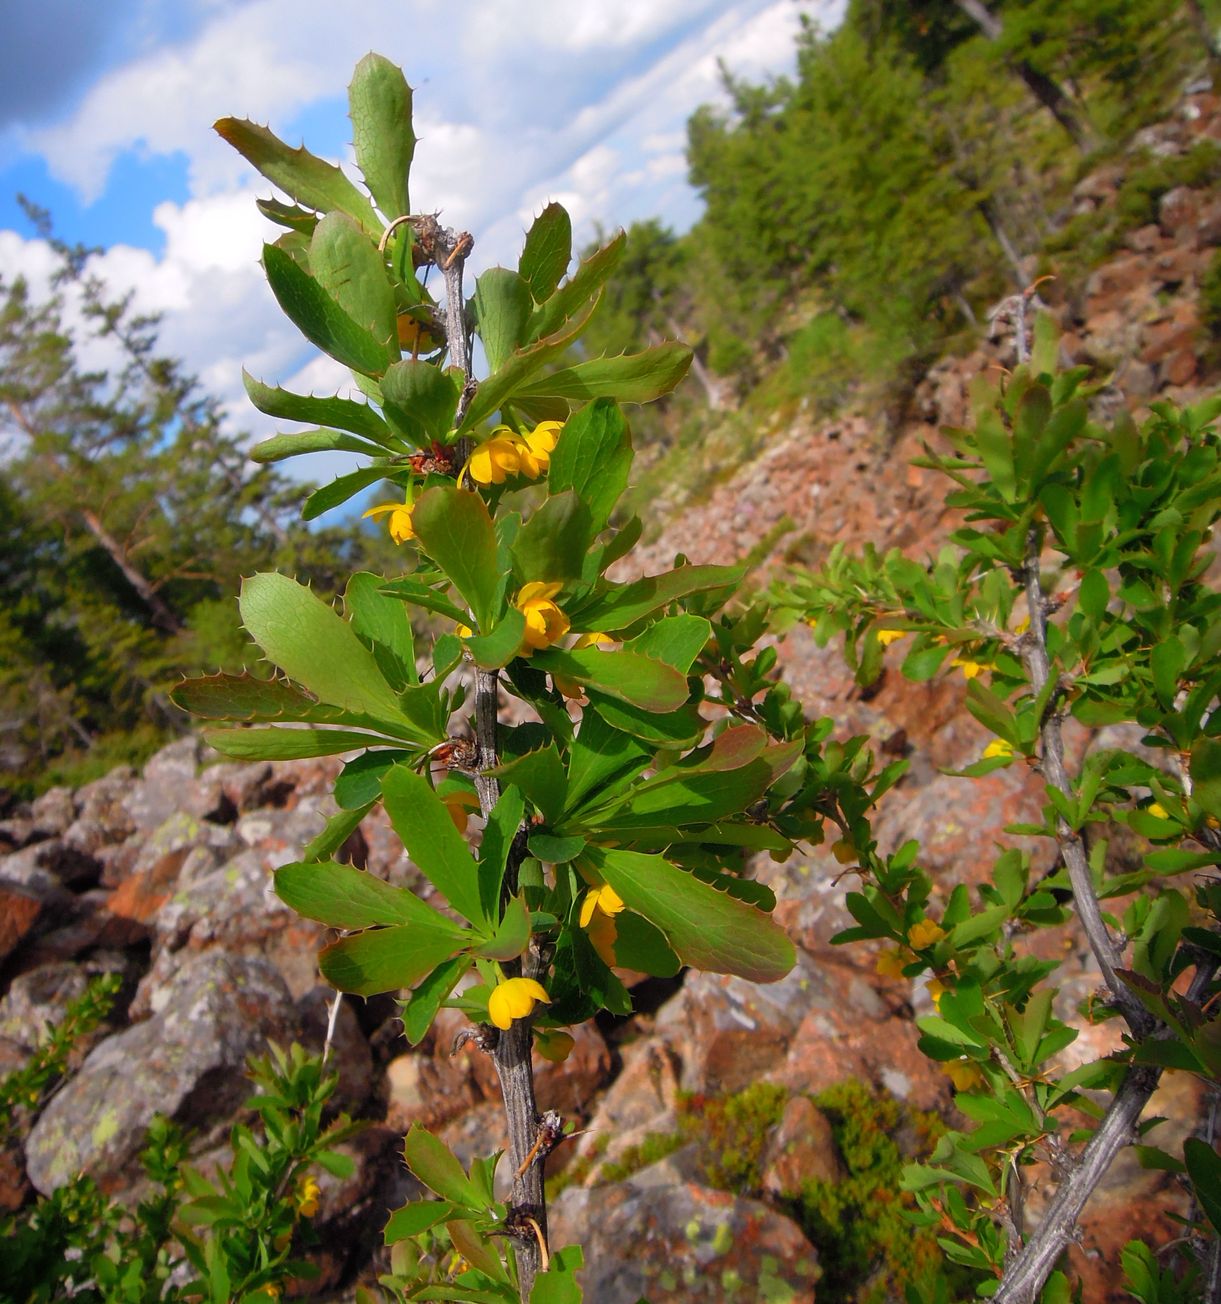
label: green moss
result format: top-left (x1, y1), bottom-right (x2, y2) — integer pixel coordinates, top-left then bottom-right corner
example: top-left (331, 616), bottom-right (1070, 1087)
top-left (597, 1130), bottom-right (686, 1185)
top-left (677, 1081), bottom-right (788, 1192)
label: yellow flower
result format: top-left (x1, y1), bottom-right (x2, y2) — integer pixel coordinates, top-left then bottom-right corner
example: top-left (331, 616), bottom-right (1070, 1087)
top-left (455, 622), bottom-right (473, 638)
top-left (927, 977), bottom-right (947, 1009)
top-left (487, 976), bottom-right (551, 1030)
top-left (584, 907), bottom-right (619, 967)
top-left (468, 433), bottom-right (522, 485)
top-left (875, 949), bottom-right (909, 980)
top-left (944, 1059), bottom-right (983, 1092)
top-left (950, 657), bottom-right (986, 680)
top-left (295, 1175), bottom-right (321, 1219)
top-left (579, 883), bottom-right (626, 928)
top-left (534, 1029), bottom-right (575, 1064)
top-left (362, 499), bottom-right (415, 544)
top-left (1012, 617), bottom-right (1030, 635)
top-left (982, 739), bottom-right (1015, 760)
top-left (515, 581), bottom-right (570, 653)
top-left (514, 421), bottom-right (562, 478)
top-left (907, 917), bottom-right (947, 950)
top-left (875, 628), bottom-right (907, 647)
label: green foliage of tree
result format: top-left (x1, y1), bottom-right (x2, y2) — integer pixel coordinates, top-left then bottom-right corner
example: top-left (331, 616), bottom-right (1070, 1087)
top-left (0, 224), bottom-right (401, 795)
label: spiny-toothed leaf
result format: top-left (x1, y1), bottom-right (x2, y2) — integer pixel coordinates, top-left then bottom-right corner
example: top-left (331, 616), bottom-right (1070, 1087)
top-left (204, 726), bottom-right (393, 760)
top-left (510, 491), bottom-right (593, 583)
top-left (383, 1201), bottom-right (460, 1242)
top-left (302, 466), bottom-right (391, 520)
top-left (474, 893), bottom-right (531, 960)
top-left (622, 614), bottom-right (711, 674)
top-left (403, 1125), bottom-right (480, 1205)
top-left (256, 198), bottom-right (318, 234)
top-left (545, 398), bottom-right (631, 535)
top-left (465, 607), bottom-right (526, 670)
top-left (519, 202), bottom-right (572, 302)
top-left (172, 672), bottom-right (321, 721)
top-left (215, 117), bottom-right (380, 233)
top-left (478, 787), bottom-right (525, 922)
top-left (527, 229), bottom-right (625, 342)
top-left (301, 803), bottom-right (372, 863)
top-left (309, 212), bottom-right (398, 356)
top-left (345, 570), bottom-right (417, 687)
top-left (334, 750), bottom-right (408, 809)
top-left (490, 745), bottom-right (568, 824)
top-left (319, 925), bottom-right (467, 997)
top-left (381, 360), bottom-right (461, 444)
top-left (581, 695), bottom-right (705, 748)
top-left (531, 648), bottom-right (689, 712)
top-left (251, 428), bottom-right (392, 464)
top-left (473, 268), bottom-right (533, 373)
top-left (382, 763), bottom-right (488, 927)
top-left (563, 707), bottom-right (651, 813)
top-left (401, 956), bottom-right (472, 1046)
top-left (276, 859), bottom-right (470, 932)
top-left (570, 563), bottom-right (743, 633)
top-left (348, 53), bottom-right (415, 220)
top-left (411, 486), bottom-right (500, 632)
top-left (516, 343), bottom-right (692, 404)
top-left (243, 371), bottom-right (397, 446)
top-left (455, 296), bottom-right (599, 435)
top-left (588, 846), bottom-right (794, 983)
top-left (239, 572), bottom-right (417, 728)
top-left (262, 242), bottom-right (391, 376)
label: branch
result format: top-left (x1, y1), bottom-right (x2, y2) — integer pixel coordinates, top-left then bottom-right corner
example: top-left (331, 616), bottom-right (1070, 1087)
top-left (995, 958), bottom-right (1218, 1303)
top-left (1018, 525), bottom-right (1151, 1033)
top-left (424, 215), bottom-right (545, 1301)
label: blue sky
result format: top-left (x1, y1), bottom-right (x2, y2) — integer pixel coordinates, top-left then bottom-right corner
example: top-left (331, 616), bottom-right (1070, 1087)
top-left (0, 0), bottom-right (841, 477)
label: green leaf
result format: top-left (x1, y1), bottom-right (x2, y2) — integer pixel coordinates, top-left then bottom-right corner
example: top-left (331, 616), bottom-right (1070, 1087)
top-left (584, 695), bottom-right (705, 748)
top-left (348, 53), bottom-right (415, 220)
top-left (622, 615), bottom-right (711, 674)
top-left (519, 203), bottom-right (571, 302)
top-left (382, 763), bottom-right (488, 927)
top-left (974, 406), bottom-right (1017, 502)
top-left (1151, 636), bottom-right (1186, 709)
top-left (1185, 1138), bottom-right (1221, 1234)
top-left (383, 1200), bottom-right (460, 1242)
top-left (491, 746), bottom-right (568, 824)
top-left (527, 833), bottom-right (587, 863)
top-left (242, 371), bottom-right (397, 445)
top-left (611, 910), bottom-right (681, 977)
top-left (381, 361), bottom-right (461, 444)
top-left (572, 564), bottom-right (742, 633)
top-left (239, 573), bottom-right (416, 727)
top-left (204, 726), bottom-right (394, 760)
top-left (475, 894), bottom-right (531, 960)
top-left (1191, 738), bottom-right (1221, 820)
top-left (528, 229), bottom-right (625, 342)
top-left (309, 213), bottom-right (398, 355)
top-left (261, 242), bottom-right (391, 376)
top-left (466, 608), bottom-right (527, 670)
top-left (401, 957), bottom-right (472, 1046)
top-left (346, 570), bottom-right (417, 687)
top-left (303, 466), bottom-right (393, 520)
top-left (511, 491), bottom-right (593, 582)
top-left (1077, 569), bottom-right (1109, 620)
top-left (335, 750), bottom-right (411, 808)
top-left (302, 804), bottom-right (372, 863)
top-left (215, 117), bottom-right (380, 233)
top-left (474, 268), bottom-right (533, 373)
top-left (516, 343), bottom-right (692, 404)
top-left (901, 643), bottom-right (952, 681)
top-left (172, 672), bottom-right (326, 722)
top-left (564, 708), bottom-right (651, 807)
top-left (250, 428), bottom-right (392, 463)
top-left (319, 925), bottom-right (467, 996)
top-left (412, 486), bottom-right (500, 631)
top-left (479, 786), bottom-right (525, 922)
top-left (546, 398), bottom-right (631, 534)
top-left (532, 648), bottom-right (690, 712)
top-left (456, 297), bottom-right (598, 435)
top-left (588, 846), bottom-right (795, 983)
top-left (275, 860), bottom-right (470, 932)
top-left (403, 1125), bottom-right (480, 1206)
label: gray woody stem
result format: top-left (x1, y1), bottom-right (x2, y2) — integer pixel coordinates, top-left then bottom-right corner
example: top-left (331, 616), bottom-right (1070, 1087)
top-left (1019, 526), bottom-right (1151, 1034)
top-left (997, 525), bottom-right (1213, 1302)
top-left (430, 220), bottom-right (545, 1300)
top-left (994, 960), bottom-right (1217, 1304)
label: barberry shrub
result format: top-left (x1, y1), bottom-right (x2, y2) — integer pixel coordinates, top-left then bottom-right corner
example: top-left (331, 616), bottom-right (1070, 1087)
top-left (781, 313), bottom-right (1221, 1301)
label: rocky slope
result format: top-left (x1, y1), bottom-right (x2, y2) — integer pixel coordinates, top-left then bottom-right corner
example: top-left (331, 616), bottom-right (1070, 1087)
top-left (2, 89), bottom-right (1220, 1303)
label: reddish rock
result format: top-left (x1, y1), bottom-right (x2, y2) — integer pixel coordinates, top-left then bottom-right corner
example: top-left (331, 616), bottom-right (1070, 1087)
top-left (760, 1094), bottom-right (843, 1197)
top-left (1163, 346), bottom-right (1199, 386)
top-left (1159, 185), bottom-right (1202, 240)
top-left (0, 881), bottom-right (45, 963)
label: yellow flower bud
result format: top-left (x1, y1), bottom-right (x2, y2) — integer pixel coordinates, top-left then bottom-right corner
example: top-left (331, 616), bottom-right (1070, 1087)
top-left (361, 499), bottom-right (415, 544)
top-left (487, 976), bottom-right (551, 1030)
top-left (515, 581), bottom-right (569, 654)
